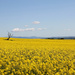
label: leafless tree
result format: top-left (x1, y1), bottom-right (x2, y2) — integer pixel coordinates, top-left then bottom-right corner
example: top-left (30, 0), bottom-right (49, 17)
top-left (7, 32), bottom-right (12, 40)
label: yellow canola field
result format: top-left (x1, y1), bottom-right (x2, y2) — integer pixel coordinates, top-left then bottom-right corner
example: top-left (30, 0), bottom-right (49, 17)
top-left (0, 38), bottom-right (75, 75)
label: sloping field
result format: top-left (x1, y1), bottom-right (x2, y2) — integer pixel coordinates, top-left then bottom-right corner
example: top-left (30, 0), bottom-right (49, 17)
top-left (0, 38), bottom-right (75, 75)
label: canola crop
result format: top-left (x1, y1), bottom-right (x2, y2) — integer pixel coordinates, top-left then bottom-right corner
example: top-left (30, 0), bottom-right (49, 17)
top-left (0, 38), bottom-right (75, 75)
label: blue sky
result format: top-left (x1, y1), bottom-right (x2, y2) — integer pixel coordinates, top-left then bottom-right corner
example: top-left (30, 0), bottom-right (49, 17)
top-left (0, 0), bottom-right (75, 37)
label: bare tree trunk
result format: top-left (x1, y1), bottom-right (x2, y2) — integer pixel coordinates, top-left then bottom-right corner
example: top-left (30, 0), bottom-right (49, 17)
top-left (7, 37), bottom-right (10, 40)
top-left (7, 32), bottom-right (12, 40)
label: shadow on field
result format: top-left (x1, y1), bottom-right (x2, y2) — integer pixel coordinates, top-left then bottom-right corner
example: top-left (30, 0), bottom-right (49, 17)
top-left (4, 39), bottom-right (14, 41)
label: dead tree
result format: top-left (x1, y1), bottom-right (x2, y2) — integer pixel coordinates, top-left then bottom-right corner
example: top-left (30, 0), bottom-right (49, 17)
top-left (7, 32), bottom-right (12, 40)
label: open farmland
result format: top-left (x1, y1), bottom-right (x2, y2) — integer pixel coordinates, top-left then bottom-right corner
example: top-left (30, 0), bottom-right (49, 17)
top-left (0, 38), bottom-right (75, 75)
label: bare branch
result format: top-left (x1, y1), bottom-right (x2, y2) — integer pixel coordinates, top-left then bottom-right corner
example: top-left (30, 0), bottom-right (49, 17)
top-left (7, 32), bottom-right (12, 40)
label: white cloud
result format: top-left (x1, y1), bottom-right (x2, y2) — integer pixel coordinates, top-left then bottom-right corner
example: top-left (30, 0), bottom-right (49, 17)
top-left (24, 25), bottom-right (28, 27)
top-left (64, 29), bottom-right (71, 31)
top-left (12, 28), bottom-right (24, 32)
top-left (12, 27), bottom-right (46, 32)
top-left (25, 28), bottom-right (35, 31)
top-left (32, 21), bottom-right (40, 24)
top-left (37, 28), bottom-right (42, 30)
top-left (37, 28), bottom-right (47, 30)
top-left (12, 28), bottom-right (35, 32)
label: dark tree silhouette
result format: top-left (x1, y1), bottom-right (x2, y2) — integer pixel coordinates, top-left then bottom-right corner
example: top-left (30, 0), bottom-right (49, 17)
top-left (7, 32), bottom-right (12, 40)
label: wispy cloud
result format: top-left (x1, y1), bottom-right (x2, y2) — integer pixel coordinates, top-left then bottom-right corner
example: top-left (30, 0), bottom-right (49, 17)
top-left (64, 29), bottom-right (71, 31)
top-left (32, 21), bottom-right (40, 24)
top-left (25, 28), bottom-right (35, 31)
top-left (24, 25), bottom-right (28, 27)
top-left (37, 28), bottom-right (47, 30)
top-left (12, 28), bottom-right (35, 32)
top-left (12, 28), bottom-right (23, 32)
